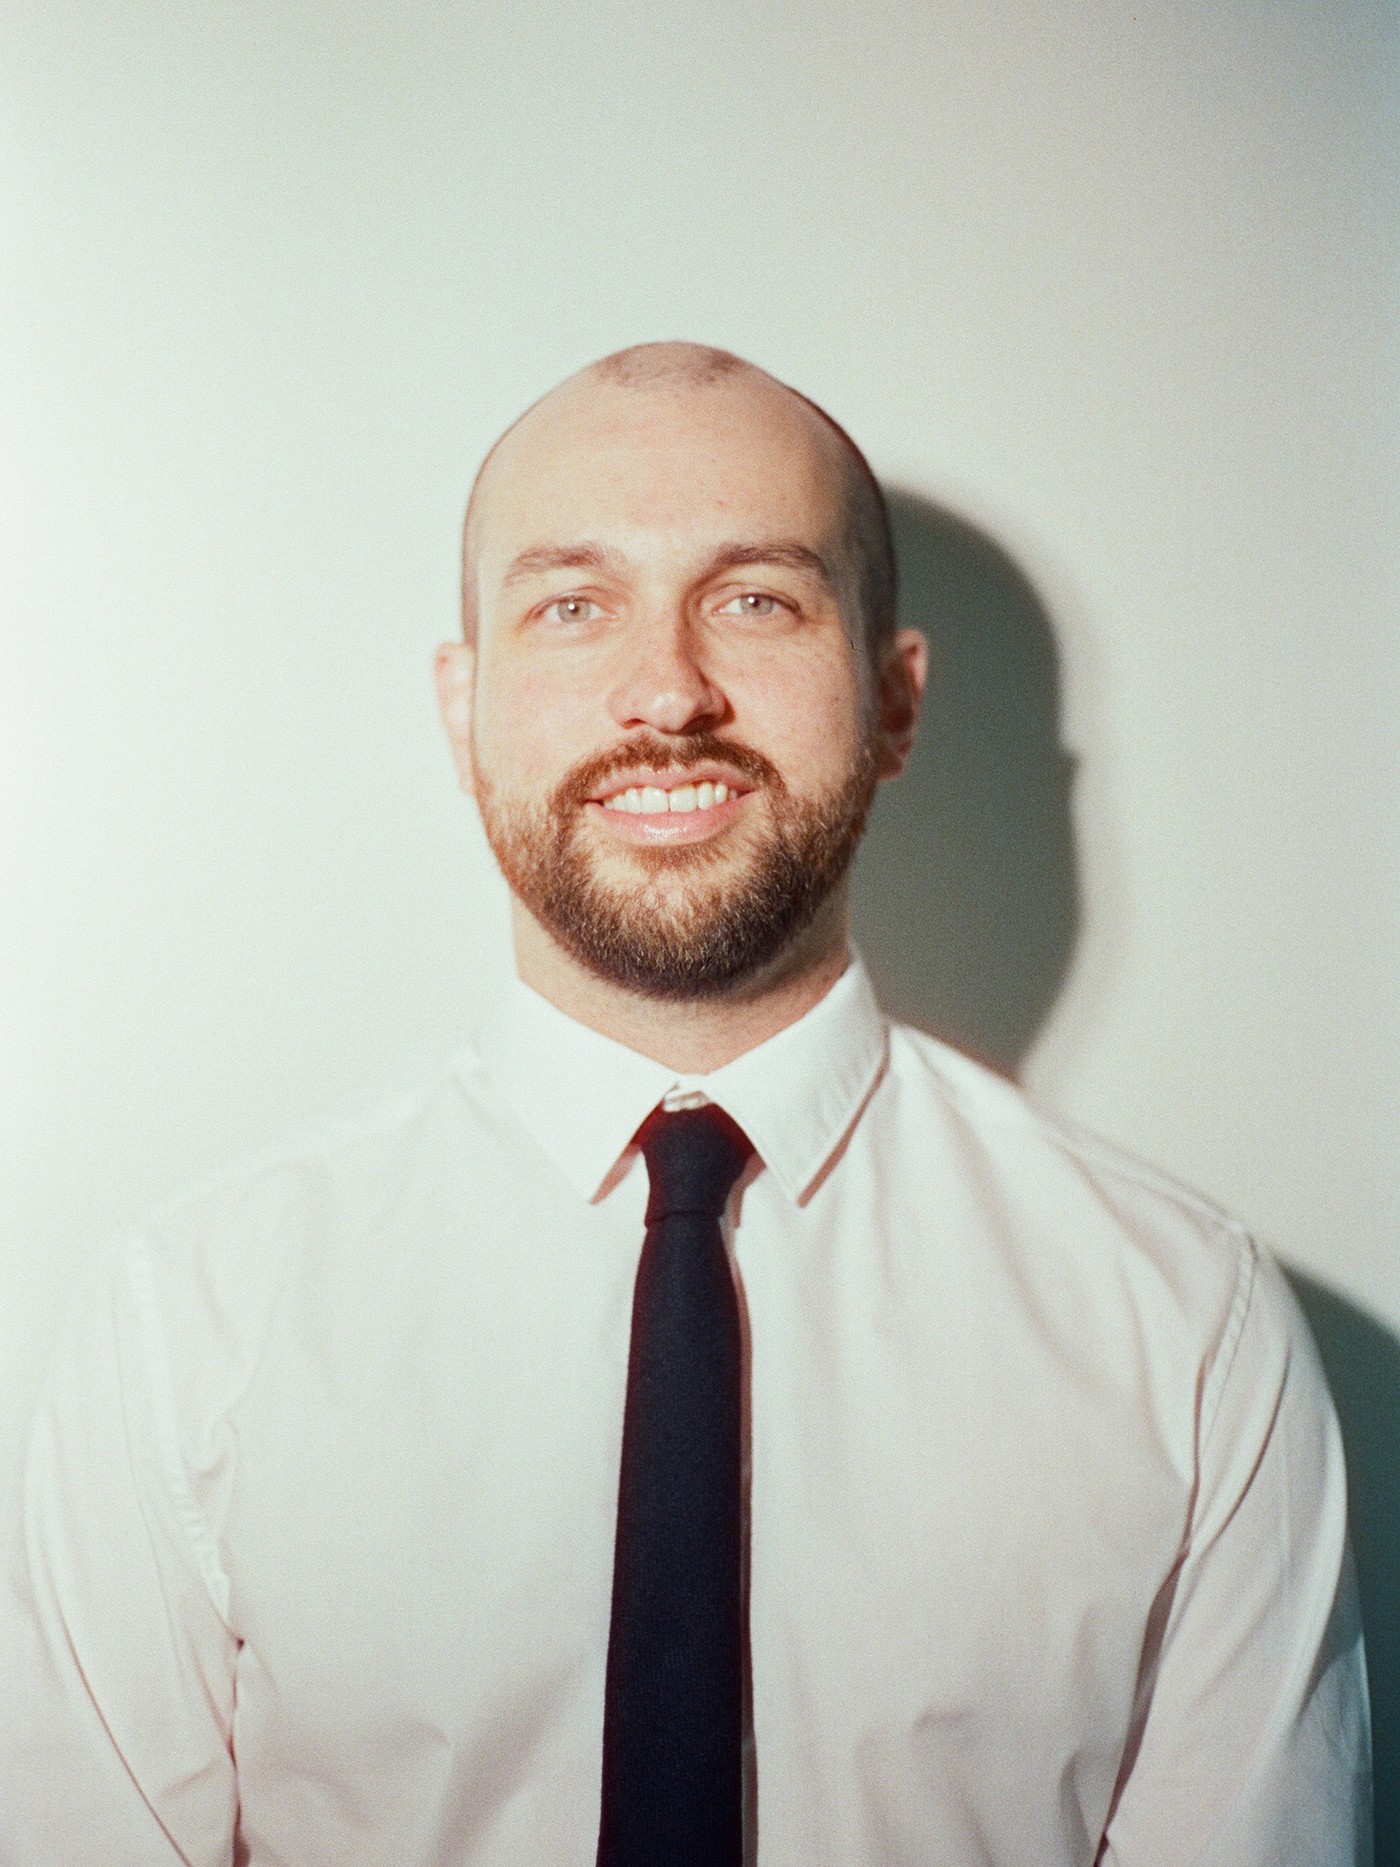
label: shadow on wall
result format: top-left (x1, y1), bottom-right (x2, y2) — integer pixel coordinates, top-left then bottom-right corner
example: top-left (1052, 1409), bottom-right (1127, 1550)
top-left (851, 489), bottom-right (1078, 1077)
top-left (1290, 1273), bottom-right (1400, 1865)
top-left (856, 489), bottom-right (1399, 1861)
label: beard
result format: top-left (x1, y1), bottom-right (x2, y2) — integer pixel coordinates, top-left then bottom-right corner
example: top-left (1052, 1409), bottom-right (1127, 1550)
top-left (473, 730), bottom-right (879, 1000)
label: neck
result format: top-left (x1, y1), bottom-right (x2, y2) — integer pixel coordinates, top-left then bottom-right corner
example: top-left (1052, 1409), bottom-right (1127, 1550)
top-left (510, 889), bottom-right (852, 1074)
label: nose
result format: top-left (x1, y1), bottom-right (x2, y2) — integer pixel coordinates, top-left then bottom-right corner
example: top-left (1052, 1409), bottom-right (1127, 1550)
top-left (605, 612), bottom-right (728, 736)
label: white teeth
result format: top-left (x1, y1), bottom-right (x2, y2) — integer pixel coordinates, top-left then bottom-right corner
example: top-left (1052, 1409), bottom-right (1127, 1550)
top-left (601, 779), bottom-right (738, 813)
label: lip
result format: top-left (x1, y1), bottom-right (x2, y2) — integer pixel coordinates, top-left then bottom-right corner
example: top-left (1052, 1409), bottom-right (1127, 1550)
top-left (584, 790), bottom-right (749, 845)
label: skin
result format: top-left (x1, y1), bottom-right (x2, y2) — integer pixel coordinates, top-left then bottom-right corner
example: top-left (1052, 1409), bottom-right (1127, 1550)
top-left (436, 362), bottom-right (928, 1074)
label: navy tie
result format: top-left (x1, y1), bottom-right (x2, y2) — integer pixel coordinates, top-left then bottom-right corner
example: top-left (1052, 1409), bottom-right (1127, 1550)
top-left (596, 1103), bottom-right (754, 1867)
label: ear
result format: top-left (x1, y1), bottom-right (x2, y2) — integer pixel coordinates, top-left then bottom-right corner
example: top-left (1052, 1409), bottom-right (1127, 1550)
top-left (434, 640), bottom-right (478, 796)
top-left (873, 627), bottom-right (928, 780)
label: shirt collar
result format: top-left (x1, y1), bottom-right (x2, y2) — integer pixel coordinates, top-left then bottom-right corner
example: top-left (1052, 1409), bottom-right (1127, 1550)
top-left (474, 955), bottom-right (887, 1207)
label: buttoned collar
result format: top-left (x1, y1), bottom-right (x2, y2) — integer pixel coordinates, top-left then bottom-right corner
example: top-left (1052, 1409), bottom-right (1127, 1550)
top-left (475, 956), bottom-right (888, 1207)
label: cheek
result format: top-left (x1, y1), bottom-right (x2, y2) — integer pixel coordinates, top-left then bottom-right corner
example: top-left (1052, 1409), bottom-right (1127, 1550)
top-left (739, 656), bottom-right (866, 778)
top-left (473, 660), bottom-right (593, 775)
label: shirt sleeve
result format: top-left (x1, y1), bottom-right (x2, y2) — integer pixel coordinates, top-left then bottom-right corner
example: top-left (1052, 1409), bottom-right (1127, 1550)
top-left (0, 1242), bottom-right (240, 1867)
top-left (1099, 1239), bottom-right (1373, 1866)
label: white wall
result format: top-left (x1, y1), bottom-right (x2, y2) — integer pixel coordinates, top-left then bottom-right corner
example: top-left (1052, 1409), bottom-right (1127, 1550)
top-left (3, 0), bottom-right (1396, 1517)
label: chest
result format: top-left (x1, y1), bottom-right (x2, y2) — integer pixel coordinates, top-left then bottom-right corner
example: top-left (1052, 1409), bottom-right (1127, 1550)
top-left (218, 1171), bottom-right (1192, 1863)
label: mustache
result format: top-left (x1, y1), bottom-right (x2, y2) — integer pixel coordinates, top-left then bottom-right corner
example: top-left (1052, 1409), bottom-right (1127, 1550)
top-left (555, 733), bottom-right (784, 809)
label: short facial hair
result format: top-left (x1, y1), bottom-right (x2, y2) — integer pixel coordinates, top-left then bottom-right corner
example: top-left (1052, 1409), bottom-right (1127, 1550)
top-left (474, 730), bottom-right (879, 1000)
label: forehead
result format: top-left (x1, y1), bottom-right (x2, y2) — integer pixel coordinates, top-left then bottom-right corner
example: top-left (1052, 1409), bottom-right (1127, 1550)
top-left (471, 376), bottom-right (849, 581)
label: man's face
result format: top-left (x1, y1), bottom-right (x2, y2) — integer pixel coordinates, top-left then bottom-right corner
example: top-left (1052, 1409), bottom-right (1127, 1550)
top-left (438, 373), bottom-right (918, 999)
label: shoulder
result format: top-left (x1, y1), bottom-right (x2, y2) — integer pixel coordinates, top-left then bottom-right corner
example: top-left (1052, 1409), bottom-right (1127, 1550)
top-left (885, 1019), bottom-right (1245, 1230)
top-left (878, 1020), bottom-right (1264, 1363)
top-left (141, 1036), bottom-right (495, 1244)
top-left (108, 1036), bottom-right (505, 1391)
top-left (876, 1023), bottom-right (1340, 1479)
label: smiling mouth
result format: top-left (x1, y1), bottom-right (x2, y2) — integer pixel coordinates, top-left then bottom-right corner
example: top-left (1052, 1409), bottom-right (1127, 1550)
top-left (600, 779), bottom-right (740, 816)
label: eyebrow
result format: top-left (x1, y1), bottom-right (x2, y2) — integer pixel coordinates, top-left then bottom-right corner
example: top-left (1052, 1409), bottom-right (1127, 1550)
top-left (701, 541), bottom-right (837, 588)
top-left (500, 538), bottom-right (837, 591)
top-left (501, 542), bottom-right (628, 586)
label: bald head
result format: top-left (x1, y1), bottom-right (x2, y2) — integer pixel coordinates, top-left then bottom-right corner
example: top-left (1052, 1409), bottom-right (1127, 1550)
top-left (460, 343), bottom-right (896, 659)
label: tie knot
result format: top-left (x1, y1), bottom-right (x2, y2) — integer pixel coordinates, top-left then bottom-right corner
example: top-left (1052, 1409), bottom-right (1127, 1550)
top-left (638, 1104), bottom-right (754, 1224)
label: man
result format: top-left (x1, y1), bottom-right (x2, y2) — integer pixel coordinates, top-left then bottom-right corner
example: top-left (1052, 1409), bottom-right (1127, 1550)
top-left (0, 343), bottom-right (1370, 1863)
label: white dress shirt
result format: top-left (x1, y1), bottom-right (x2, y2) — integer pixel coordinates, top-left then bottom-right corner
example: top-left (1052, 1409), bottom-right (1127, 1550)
top-left (1, 959), bottom-right (1371, 1864)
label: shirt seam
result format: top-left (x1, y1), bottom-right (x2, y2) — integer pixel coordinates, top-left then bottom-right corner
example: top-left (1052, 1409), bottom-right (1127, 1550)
top-left (124, 1236), bottom-right (234, 1623)
top-left (1197, 1224), bottom-right (1258, 1450)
